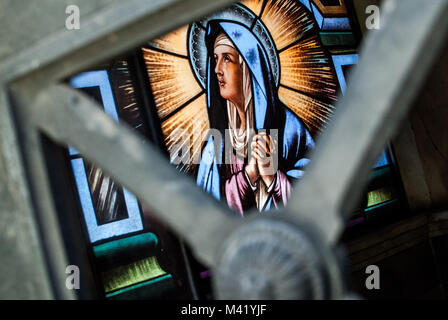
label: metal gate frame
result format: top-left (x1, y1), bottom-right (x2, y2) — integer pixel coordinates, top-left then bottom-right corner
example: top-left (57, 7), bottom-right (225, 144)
top-left (1, 0), bottom-right (447, 299)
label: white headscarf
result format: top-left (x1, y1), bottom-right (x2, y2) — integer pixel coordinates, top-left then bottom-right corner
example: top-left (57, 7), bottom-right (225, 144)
top-left (214, 33), bottom-right (254, 158)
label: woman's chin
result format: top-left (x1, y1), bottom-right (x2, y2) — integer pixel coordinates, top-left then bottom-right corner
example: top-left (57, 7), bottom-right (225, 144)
top-left (219, 92), bottom-right (231, 101)
top-left (220, 91), bottom-right (238, 102)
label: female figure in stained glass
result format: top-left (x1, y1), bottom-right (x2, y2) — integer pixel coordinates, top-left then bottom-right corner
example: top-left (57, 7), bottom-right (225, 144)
top-left (197, 20), bottom-right (315, 215)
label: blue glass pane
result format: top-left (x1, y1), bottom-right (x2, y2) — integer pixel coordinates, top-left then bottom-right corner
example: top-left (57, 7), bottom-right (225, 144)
top-left (374, 150), bottom-right (390, 168)
top-left (69, 71), bottom-right (143, 243)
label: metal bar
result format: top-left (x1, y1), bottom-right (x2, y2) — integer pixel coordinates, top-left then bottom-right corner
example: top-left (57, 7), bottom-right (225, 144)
top-left (3, 0), bottom-right (448, 300)
top-left (0, 88), bottom-right (54, 299)
top-left (289, 0), bottom-right (448, 244)
top-left (0, 0), bottom-right (238, 299)
top-left (30, 84), bottom-right (241, 268)
top-left (10, 89), bottom-right (78, 300)
top-left (0, 0), bottom-right (237, 85)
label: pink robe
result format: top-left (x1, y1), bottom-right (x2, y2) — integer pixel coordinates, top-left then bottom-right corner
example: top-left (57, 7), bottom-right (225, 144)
top-left (223, 151), bottom-right (292, 216)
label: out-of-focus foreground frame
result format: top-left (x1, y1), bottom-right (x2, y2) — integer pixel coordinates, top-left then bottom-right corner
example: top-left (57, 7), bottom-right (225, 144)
top-left (0, 0), bottom-right (447, 299)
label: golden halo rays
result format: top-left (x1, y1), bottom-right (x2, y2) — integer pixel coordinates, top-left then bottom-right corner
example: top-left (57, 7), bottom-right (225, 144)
top-left (149, 25), bottom-right (189, 57)
top-left (278, 86), bottom-right (333, 135)
top-left (161, 94), bottom-right (209, 173)
top-left (241, 0), bottom-right (265, 16)
top-left (144, 0), bottom-right (340, 173)
top-left (143, 48), bottom-right (203, 120)
top-left (260, 0), bottom-right (315, 51)
top-left (243, 0), bottom-right (338, 134)
top-left (279, 35), bottom-right (338, 101)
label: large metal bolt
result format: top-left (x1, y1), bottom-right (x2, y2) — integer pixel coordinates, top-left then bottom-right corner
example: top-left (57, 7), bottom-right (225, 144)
top-left (213, 215), bottom-right (344, 300)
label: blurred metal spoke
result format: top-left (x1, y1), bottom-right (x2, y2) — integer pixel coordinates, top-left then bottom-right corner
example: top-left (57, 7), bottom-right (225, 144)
top-left (289, 0), bottom-right (448, 245)
top-left (31, 84), bottom-right (241, 268)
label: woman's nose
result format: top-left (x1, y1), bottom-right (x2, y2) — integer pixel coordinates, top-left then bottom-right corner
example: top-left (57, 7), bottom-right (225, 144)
top-left (215, 59), bottom-right (223, 75)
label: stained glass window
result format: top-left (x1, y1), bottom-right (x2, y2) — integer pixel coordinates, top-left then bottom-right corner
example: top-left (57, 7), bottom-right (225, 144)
top-left (64, 0), bottom-right (406, 300)
top-left (142, 0), bottom-right (401, 222)
top-left (68, 59), bottom-right (195, 299)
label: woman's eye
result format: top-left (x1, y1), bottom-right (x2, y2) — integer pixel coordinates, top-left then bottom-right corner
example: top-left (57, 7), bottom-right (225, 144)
top-left (224, 55), bottom-right (231, 62)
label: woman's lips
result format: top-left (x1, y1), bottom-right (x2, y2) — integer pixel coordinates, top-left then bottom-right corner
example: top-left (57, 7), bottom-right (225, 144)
top-left (218, 80), bottom-right (225, 87)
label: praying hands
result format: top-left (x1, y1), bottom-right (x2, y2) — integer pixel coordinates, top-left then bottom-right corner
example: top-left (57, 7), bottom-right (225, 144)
top-left (245, 132), bottom-right (278, 188)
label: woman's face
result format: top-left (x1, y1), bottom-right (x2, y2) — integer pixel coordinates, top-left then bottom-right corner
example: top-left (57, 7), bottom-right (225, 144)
top-left (214, 44), bottom-right (244, 107)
